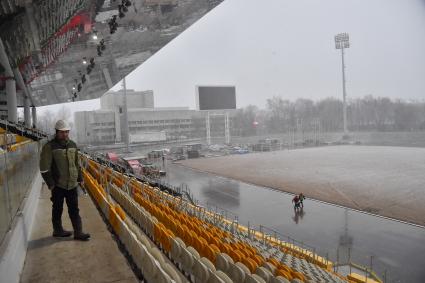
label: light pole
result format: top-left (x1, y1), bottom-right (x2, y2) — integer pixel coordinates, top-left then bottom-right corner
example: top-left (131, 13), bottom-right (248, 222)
top-left (334, 33), bottom-right (350, 136)
top-left (122, 77), bottom-right (130, 153)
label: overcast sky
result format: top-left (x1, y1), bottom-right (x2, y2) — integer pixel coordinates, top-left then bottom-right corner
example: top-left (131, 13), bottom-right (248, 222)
top-left (38, 0), bottom-right (425, 117)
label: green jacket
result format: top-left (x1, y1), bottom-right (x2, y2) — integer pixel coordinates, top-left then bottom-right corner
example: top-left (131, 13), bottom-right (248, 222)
top-left (39, 138), bottom-right (82, 190)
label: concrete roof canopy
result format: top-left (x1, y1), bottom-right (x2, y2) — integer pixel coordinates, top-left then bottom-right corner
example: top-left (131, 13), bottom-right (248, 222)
top-left (0, 0), bottom-right (223, 107)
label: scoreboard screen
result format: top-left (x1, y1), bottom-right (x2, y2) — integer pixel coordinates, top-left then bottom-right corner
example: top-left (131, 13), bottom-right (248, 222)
top-left (196, 86), bottom-right (236, 110)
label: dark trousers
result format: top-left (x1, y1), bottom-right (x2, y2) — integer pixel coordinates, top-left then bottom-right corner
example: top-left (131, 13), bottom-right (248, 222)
top-left (51, 187), bottom-right (82, 232)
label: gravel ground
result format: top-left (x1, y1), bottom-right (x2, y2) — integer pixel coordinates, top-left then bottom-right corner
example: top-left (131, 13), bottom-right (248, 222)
top-left (180, 145), bottom-right (425, 226)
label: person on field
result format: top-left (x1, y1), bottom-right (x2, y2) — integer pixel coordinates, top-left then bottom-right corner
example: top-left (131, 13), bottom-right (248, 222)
top-left (39, 120), bottom-right (90, 241)
top-left (292, 195), bottom-right (301, 211)
top-left (299, 193), bottom-right (306, 208)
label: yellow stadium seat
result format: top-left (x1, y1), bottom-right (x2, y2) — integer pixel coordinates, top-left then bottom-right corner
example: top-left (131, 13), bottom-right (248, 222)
top-left (275, 269), bottom-right (292, 281)
top-left (243, 257), bottom-right (258, 273)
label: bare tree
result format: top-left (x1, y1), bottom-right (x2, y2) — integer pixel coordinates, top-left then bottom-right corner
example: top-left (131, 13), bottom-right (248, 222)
top-left (38, 106), bottom-right (74, 137)
top-left (262, 95), bottom-right (424, 134)
top-left (233, 105), bottom-right (259, 136)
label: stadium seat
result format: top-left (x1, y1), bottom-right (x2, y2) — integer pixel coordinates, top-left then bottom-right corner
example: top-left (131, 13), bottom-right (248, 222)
top-left (145, 216), bottom-right (155, 237)
top-left (137, 230), bottom-right (151, 249)
top-left (188, 246), bottom-right (201, 260)
top-left (229, 262), bottom-right (246, 282)
top-left (193, 258), bottom-right (211, 282)
top-left (162, 262), bottom-right (183, 283)
top-left (236, 262), bottom-right (251, 275)
top-left (255, 266), bottom-right (273, 282)
top-left (262, 262), bottom-right (276, 274)
top-left (201, 257), bottom-right (216, 271)
top-left (245, 273), bottom-right (267, 283)
top-left (171, 238), bottom-right (183, 264)
top-left (275, 269), bottom-right (290, 280)
top-left (243, 257), bottom-right (259, 273)
top-left (271, 276), bottom-right (291, 283)
top-left (155, 268), bottom-right (173, 283)
top-left (206, 270), bottom-right (233, 283)
top-left (181, 247), bottom-right (195, 274)
top-left (216, 253), bottom-right (231, 273)
top-left (150, 246), bottom-right (165, 266)
top-left (141, 250), bottom-right (157, 282)
top-left (215, 270), bottom-right (234, 283)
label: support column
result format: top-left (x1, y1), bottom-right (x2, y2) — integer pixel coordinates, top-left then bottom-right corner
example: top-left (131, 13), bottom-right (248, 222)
top-left (341, 47), bottom-right (348, 135)
top-left (0, 38), bottom-right (18, 123)
top-left (114, 109), bottom-right (121, 142)
top-left (25, 3), bottom-right (42, 63)
top-left (225, 112), bottom-right (230, 144)
top-left (31, 106), bottom-right (37, 128)
top-left (122, 77), bottom-right (130, 152)
top-left (24, 96), bottom-right (31, 127)
top-left (206, 112), bottom-right (211, 145)
top-left (13, 67), bottom-right (35, 107)
top-left (6, 79), bottom-right (17, 123)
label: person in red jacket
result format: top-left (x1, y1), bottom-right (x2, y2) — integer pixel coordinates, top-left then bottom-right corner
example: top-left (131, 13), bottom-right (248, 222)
top-left (292, 195), bottom-right (300, 210)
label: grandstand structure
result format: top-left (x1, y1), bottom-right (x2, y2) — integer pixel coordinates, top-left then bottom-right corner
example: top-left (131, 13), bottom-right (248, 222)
top-left (80, 153), bottom-right (377, 283)
top-left (0, 1), bottom-right (384, 283)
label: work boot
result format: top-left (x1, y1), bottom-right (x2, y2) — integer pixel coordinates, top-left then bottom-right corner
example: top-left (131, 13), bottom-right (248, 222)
top-left (71, 216), bottom-right (90, 241)
top-left (74, 231), bottom-right (91, 241)
top-left (53, 229), bottom-right (72, 238)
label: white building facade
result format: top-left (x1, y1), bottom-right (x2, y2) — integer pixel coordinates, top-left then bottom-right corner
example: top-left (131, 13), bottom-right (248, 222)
top-left (75, 90), bottom-right (237, 145)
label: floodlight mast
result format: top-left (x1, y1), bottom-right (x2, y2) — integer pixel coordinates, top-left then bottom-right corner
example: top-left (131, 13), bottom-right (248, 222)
top-left (335, 33), bottom-right (350, 135)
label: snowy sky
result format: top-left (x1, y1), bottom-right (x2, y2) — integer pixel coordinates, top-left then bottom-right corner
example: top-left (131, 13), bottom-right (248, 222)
top-left (37, 0), bottom-right (425, 119)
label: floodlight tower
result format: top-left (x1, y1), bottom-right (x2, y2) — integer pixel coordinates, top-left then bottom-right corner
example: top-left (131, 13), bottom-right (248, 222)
top-left (334, 33), bottom-right (350, 135)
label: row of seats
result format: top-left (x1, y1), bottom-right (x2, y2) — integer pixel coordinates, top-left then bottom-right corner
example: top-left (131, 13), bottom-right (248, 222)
top-left (87, 160), bottom-right (328, 272)
top-left (83, 158), bottom-right (348, 283)
top-left (0, 127), bottom-right (34, 151)
top-left (82, 156), bottom-right (352, 283)
top-left (0, 121), bottom-right (47, 141)
top-left (107, 175), bottom-right (312, 283)
top-left (107, 179), bottom-right (242, 283)
top-left (83, 169), bottom-right (184, 283)
top-left (213, 221), bottom-right (346, 283)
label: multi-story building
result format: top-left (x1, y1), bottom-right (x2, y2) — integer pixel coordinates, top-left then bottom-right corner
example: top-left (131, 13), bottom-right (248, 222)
top-left (75, 110), bottom-right (118, 144)
top-left (100, 89), bottom-right (154, 110)
top-left (75, 90), bottom-right (237, 145)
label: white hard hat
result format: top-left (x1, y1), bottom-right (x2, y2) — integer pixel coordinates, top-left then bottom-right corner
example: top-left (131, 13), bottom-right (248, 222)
top-left (55, 120), bottom-right (71, 131)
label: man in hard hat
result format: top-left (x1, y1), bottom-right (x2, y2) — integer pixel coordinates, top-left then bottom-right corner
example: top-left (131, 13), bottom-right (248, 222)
top-left (39, 120), bottom-right (90, 241)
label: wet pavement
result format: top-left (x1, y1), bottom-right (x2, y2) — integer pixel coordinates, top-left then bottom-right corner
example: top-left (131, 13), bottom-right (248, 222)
top-left (163, 163), bottom-right (425, 283)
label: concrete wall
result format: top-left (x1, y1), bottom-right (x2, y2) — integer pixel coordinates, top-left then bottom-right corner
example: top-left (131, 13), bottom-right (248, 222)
top-left (75, 111), bottom-right (89, 144)
top-left (0, 173), bottom-right (42, 283)
top-left (75, 110), bottom-right (115, 144)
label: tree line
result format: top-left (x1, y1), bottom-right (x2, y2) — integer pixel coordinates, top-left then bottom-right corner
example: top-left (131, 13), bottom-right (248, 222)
top-left (233, 96), bottom-right (425, 136)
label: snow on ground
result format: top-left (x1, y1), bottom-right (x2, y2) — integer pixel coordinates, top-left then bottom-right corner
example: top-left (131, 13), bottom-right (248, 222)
top-left (180, 145), bottom-right (425, 226)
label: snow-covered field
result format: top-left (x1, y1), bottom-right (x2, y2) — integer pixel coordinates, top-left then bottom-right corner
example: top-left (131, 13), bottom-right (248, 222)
top-left (180, 145), bottom-right (425, 225)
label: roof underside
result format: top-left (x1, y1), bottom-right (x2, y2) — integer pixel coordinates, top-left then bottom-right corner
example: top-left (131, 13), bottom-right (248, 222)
top-left (0, 0), bottom-right (223, 107)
